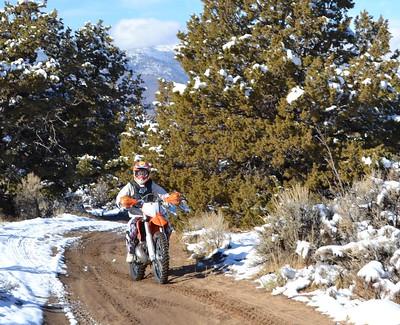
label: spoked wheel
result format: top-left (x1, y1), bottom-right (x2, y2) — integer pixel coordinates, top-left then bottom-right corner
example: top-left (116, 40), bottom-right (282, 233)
top-left (152, 232), bottom-right (169, 284)
top-left (129, 261), bottom-right (146, 281)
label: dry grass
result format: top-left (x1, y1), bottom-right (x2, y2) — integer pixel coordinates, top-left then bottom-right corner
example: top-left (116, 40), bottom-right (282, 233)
top-left (183, 210), bottom-right (230, 259)
top-left (256, 184), bottom-right (321, 268)
top-left (0, 213), bottom-right (7, 223)
top-left (386, 166), bottom-right (400, 181)
top-left (379, 188), bottom-right (400, 228)
top-left (335, 174), bottom-right (388, 241)
top-left (334, 269), bottom-right (354, 290)
top-left (393, 293), bottom-right (400, 304)
top-left (188, 210), bottom-right (228, 231)
top-left (14, 173), bottom-right (45, 219)
top-left (353, 277), bottom-right (381, 300)
top-left (260, 252), bottom-right (307, 275)
top-left (89, 179), bottom-right (110, 208)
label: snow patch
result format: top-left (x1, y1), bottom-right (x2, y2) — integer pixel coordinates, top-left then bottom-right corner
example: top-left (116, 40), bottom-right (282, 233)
top-left (286, 49), bottom-right (301, 66)
top-left (193, 76), bottom-right (207, 90)
top-left (286, 86), bottom-right (305, 104)
top-left (172, 82), bottom-right (186, 94)
top-left (222, 37), bottom-right (237, 50)
top-left (0, 215), bottom-right (124, 325)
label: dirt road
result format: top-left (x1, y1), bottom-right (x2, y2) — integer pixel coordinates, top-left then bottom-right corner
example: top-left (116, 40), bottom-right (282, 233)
top-left (45, 230), bottom-right (333, 325)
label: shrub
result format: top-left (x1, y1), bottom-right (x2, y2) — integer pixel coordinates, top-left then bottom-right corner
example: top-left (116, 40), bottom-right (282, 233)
top-left (0, 274), bottom-right (19, 299)
top-left (0, 191), bottom-right (14, 221)
top-left (256, 167), bottom-right (400, 302)
top-left (13, 173), bottom-right (45, 219)
top-left (334, 173), bottom-right (397, 242)
top-left (89, 178), bottom-right (112, 208)
top-left (182, 210), bottom-right (230, 259)
top-left (12, 173), bottom-right (71, 219)
top-left (256, 184), bottom-right (322, 268)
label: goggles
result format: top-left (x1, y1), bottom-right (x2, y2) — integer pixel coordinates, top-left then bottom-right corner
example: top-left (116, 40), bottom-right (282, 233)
top-left (134, 169), bottom-right (149, 177)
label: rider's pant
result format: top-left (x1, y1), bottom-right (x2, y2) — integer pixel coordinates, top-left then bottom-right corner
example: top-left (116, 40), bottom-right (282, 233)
top-left (126, 214), bottom-right (141, 253)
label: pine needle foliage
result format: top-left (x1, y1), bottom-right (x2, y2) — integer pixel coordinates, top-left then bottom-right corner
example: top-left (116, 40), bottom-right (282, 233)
top-left (0, 1), bottom-right (145, 203)
top-left (147, 0), bottom-right (399, 227)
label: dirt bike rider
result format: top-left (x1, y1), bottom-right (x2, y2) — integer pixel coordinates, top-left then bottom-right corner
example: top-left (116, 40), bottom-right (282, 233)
top-left (116, 161), bottom-right (181, 263)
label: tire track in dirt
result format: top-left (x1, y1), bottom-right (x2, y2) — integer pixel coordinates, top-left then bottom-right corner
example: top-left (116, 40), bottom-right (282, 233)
top-left (45, 230), bottom-right (334, 325)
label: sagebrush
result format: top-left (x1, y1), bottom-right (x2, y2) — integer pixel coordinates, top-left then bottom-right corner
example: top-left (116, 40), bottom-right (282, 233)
top-left (183, 210), bottom-right (230, 259)
top-left (256, 184), bottom-right (322, 268)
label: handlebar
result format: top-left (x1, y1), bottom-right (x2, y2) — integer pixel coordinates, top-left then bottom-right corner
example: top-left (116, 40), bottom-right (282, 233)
top-left (126, 193), bottom-right (190, 215)
top-left (139, 193), bottom-right (164, 203)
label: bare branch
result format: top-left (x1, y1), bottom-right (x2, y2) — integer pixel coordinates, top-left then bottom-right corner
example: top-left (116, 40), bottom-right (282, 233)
top-left (315, 127), bottom-right (345, 196)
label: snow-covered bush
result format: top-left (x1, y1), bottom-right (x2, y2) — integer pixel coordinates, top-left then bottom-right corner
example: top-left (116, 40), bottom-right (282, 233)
top-left (71, 176), bottom-right (120, 211)
top-left (334, 175), bottom-right (386, 242)
top-left (258, 168), bottom-right (400, 303)
top-left (0, 274), bottom-right (19, 299)
top-left (88, 178), bottom-right (113, 208)
top-left (182, 210), bottom-right (230, 259)
top-left (256, 185), bottom-right (324, 268)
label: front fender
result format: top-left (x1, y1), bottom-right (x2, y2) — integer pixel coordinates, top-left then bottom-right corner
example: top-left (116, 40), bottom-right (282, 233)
top-left (150, 213), bottom-right (168, 227)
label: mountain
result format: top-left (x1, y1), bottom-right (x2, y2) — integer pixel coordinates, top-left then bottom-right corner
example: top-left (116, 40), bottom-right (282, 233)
top-left (126, 46), bottom-right (188, 105)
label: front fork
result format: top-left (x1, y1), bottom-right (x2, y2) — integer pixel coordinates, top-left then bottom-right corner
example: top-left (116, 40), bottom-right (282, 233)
top-left (144, 221), bottom-right (156, 262)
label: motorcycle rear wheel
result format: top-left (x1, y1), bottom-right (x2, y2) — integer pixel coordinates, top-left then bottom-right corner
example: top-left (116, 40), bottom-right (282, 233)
top-left (152, 232), bottom-right (169, 284)
top-left (129, 261), bottom-right (146, 281)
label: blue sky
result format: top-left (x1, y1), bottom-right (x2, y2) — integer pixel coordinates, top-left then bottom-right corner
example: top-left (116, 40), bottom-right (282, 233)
top-left (6, 0), bottom-right (400, 50)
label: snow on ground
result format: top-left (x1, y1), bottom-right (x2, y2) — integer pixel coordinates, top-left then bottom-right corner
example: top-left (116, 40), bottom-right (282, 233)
top-left (1, 206), bottom-right (399, 324)
top-left (184, 228), bottom-right (400, 324)
top-left (217, 231), bottom-right (263, 280)
top-left (183, 173), bottom-right (400, 324)
top-left (0, 214), bottom-right (124, 325)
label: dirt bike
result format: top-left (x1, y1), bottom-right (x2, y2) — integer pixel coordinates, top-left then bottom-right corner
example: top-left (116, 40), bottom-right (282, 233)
top-left (128, 194), bottom-right (171, 284)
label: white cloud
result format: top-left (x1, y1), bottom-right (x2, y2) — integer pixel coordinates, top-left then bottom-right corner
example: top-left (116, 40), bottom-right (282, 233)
top-left (111, 18), bottom-right (180, 49)
top-left (389, 20), bottom-right (400, 51)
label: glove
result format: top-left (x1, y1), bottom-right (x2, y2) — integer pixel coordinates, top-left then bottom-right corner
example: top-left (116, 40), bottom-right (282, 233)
top-left (120, 196), bottom-right (138, 208)
top-left (164, 192), bottom-right (181, 205)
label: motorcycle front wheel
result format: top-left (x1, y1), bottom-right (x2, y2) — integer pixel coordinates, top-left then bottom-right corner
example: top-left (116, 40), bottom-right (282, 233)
top-left (152, 232), bottom-right (169, 284)
top-left (129, 261), bottom-right (146, 281)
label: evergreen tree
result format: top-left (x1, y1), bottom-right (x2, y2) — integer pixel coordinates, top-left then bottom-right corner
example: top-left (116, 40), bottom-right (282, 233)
top-left (0, 1), bottom-right (145, 206)
top-left (147, 0), bottom-right (400, 227)
top-left (0, 1), bottom-right (65, 195)
top-left (56, 21), bottom-right (144, 188)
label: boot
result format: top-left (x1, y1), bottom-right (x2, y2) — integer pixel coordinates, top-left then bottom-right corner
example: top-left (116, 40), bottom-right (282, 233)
top-left (126, 252), bottom-right (134, 263)
top-left (125, 231), bottom-right (134, 263)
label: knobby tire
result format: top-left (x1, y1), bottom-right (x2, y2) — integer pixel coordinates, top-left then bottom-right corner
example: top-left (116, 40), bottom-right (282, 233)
top-left (152, 232), bottom-right (169, 284)
top-left (129, 260), bottom-right (146, 281)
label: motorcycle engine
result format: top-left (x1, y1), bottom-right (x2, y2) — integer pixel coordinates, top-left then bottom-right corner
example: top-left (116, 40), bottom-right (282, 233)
top-left (135, 242), bottom-right (148, 264)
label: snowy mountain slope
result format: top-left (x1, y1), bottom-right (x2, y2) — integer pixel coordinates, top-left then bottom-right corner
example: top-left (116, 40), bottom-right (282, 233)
top-left (126, 46), bottom-right (188, 104)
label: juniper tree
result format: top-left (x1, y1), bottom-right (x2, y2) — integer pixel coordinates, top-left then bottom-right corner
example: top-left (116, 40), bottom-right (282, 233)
top-left (146, 0), bottom-right (400, 226)
top-left (57, 21), bottom-right (145, 187)
top-left (0, 1), bottom-right (65, 196)
top-left (0, 1), bottom-right (145, 205)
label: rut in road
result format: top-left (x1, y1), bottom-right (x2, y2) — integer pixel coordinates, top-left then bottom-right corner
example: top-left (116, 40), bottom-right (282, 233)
top-left (46, 230), bottom-right (334, 325)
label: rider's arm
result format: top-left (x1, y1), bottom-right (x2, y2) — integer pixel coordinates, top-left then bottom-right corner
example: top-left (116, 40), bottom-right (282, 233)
top-left (151, 182), bottom-right (168, 199)
top-left (116, 183), bottom-right (135, 208)
top-left (152, 182), bottom-right (181, 205)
